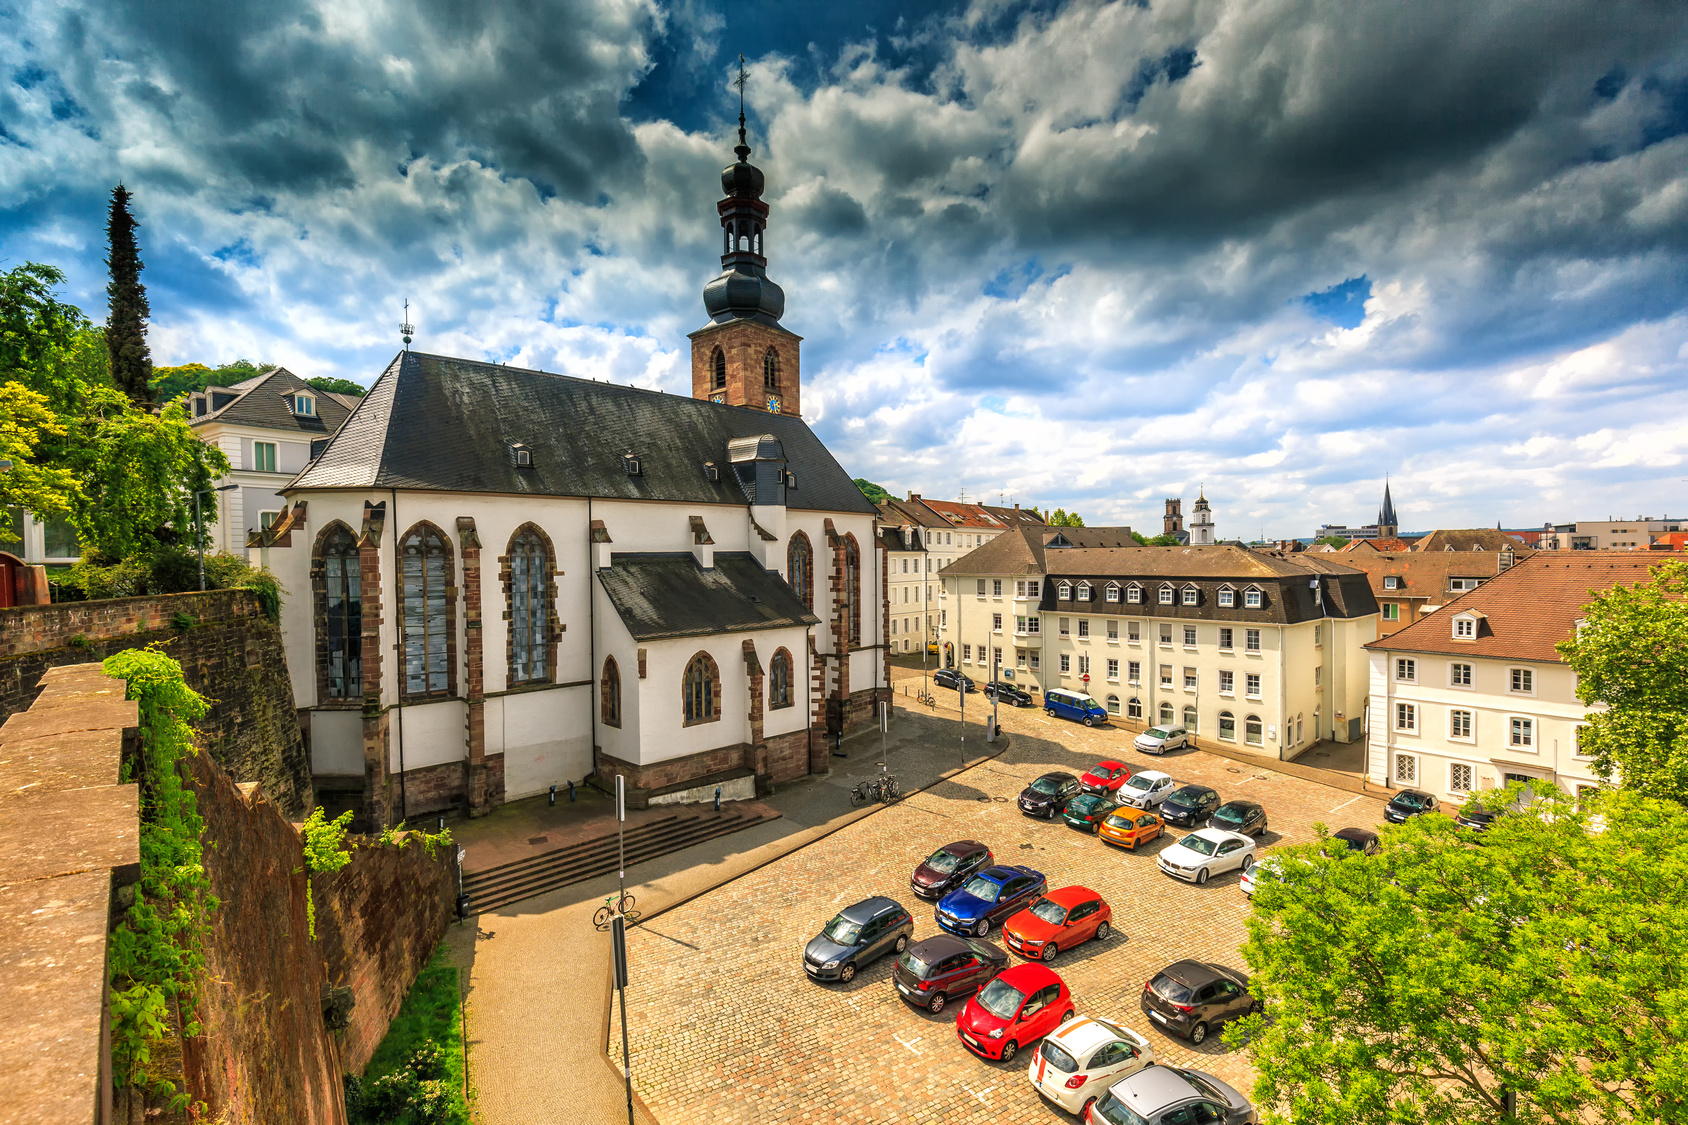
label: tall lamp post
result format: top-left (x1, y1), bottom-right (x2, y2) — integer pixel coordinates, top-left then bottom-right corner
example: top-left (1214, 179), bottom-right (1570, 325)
top-left (194, 484), bottom-right (239, 591)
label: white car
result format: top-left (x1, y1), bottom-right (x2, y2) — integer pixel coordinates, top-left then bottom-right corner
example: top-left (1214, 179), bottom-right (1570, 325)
top-left (1116, 770), bottom-right (1176, 809)
top-left (1134, 725), bottom-right (1190, 754)
top-left (1026, 1015), bottom-right (1155, 1117)
top-left (1238, 854), bottom-right (1283, 897)
top-left (1157, 828), bottom-right (1258, 885)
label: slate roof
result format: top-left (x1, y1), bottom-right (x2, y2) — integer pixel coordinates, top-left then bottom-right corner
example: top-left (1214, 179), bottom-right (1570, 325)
top-left (286, 352), bottom-right (876, 514)
top-left (981, 505), bottom-right (1047, 528)
top-left (878, 498), bottom-right (949, 532)
top-left (596, 552), bottom-right (821, 641)
top-left (1366, 552), bottom-right (1670, 661)
top-left (191, 366), bottom-right (356, 436)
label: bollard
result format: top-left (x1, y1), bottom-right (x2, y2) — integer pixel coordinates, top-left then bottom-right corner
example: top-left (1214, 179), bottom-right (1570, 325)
top-left (438, 814), bottom-right (445, 831)
top-left (714, 785), bottom-right (722, 813)
top-left (569, 779), bottom-right (577, 803)
top-left (549, 783), bottom-right (557, 807)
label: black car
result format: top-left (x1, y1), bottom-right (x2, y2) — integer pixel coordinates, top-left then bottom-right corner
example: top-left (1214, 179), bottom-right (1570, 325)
top-left (1455, 807), bottom-right (1503, 833)
top-left (892, 934), bottom-right (1009, 1013)
top-left (1018, 772), bottom-right (1083, 818)
top-left (1385, 789), bottom-right (1440, 823)
top-left (1210, 800), bottom-right (1268, 836)
top-left (911, 840), bottom-right (994, 900)
top-left (934, 668), bottom-right (976, 692)
top-left (1139, 960), bottom-right (1260, 1045)
top-left (1160, 785), bottom-right (1220, 828)
top-left (1330, 827), bottom-right (1381, 856)
top-left (985, 681), bottom-right (1034, 707)
top-left (803, 896), bottom-right (915, 984)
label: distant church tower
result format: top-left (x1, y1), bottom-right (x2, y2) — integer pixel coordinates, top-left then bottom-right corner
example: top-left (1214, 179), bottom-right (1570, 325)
top-left (1163, 498), bottom-right (1183, 538)
top-left (1377, 480), bottom-right (1399, 539)
top-left (689, 67), bottom-right (802, 417)
top-left (1190, 489), bottom-right (1215, 545)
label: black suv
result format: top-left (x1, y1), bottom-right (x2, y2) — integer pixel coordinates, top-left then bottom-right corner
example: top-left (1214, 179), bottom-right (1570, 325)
top-left (803, 897), bottom-right (915, 984)
top-left (933, 669), bottom-right (975, 692)
top-left (1385, 789), bottom-right (1439, 823)
top-left (1018, 772), bottom-right (1083, 818)
top-left (1139, 960), bottom-right (1260, 1045)
top-left (1160, 785), bottom-right (1220, 828)
top-left (985, 681), bottom-right (1034, 707)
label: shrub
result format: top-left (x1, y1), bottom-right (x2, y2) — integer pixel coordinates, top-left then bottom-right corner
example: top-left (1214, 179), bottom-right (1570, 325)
top-left (60, 546), bottom-right (278, 607)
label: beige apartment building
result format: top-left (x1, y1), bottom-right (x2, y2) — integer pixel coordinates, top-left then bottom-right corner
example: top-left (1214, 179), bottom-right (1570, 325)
top-left (1364, 552), bottom-right (1662, 804)
top-left (939, 528), bottom-right (1379, 759)
top-left (880, 495), bottom-right (1040, 653)
top-left (1539, 517), bottom-right (1685, 551)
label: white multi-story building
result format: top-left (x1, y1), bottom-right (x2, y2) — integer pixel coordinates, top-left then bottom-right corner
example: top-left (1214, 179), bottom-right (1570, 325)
top-left (1537, 517), bottom-right (1685, 551)
top-left (1364, 552), bottom-right (1660, 804)
top-left (880, 495), bottom-right (1029, 654)
top-left (940, 528), bottom-right (1378, 757)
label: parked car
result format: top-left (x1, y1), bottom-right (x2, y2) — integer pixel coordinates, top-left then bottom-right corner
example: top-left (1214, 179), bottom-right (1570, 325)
top-left (1454, 807), bottom-right (1502, 833)
top-left (1238, 854), bottom-right (1286, 898)
top-left (985, 681), bottom-right (1035, 707)
top-left (1026, 1015), bottom-right (1155, 1117)
top-left (936, 864), bottom-right (1048, 937)
top-left (933, 668), bottom-right (975, 692)
top-left (1115, 769), bottom-right (1176, 810)
top-left (892, 933), bottom-right (1008, 1013)
top-left (1139, 960), bottom-right (1261, 1045)
top-left (1159, 784), bottom-right (1220, 828)
top-left (1156, 828), bottom-right (1258, 885)
top-left (911, 840), bottom-right (994, 900)
top-left (1019, 771), bottom-right (1084, 818)
top-left (803, 896), bottom-right (914, 983)
top-left (1045, 688), bottom-right (1110, 726)
top-left (1098, 807), bottom-right (1165, 851)
top-left (1062, 793), bottom-right (1120, 833)
top-left (1003, 885), bottom-right (1112, 962)
top-left (1385, 789), bottom-right (1440, 823)
top-left (1090, 1064), bottom-right (1258, 1125)
top-left (1210, 800), bottom-right (1269, 837)
top-left (1133, 725), bottom-right (1190, 754)
top-left (956, 962), bottom-right (1072, 1063)
top-left (1331, 826), bottom-right (1381, 855)
top-left (1079, 760), bottom-right (1133, 795)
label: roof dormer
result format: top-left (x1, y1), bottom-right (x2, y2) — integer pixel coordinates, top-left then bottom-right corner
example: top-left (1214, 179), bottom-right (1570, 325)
top-left (1451, 609), bottom-right (1485, 642)
top-left (290, 391), bottom-right (317, 417)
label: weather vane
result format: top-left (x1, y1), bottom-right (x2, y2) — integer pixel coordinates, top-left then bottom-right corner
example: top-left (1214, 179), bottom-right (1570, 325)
top-left (734, 54), bottom-right (749, 152)
top-left (401, 298), bottom-right (414, 350)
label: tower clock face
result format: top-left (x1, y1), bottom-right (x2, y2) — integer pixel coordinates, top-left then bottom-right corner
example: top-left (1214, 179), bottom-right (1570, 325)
top-left (767, 395), bottom-right (781, 413)
top-left (711, 393), bottom-right (725, 404)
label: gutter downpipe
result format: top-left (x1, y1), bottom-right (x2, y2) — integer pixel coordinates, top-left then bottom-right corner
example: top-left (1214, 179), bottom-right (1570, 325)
top-left (390, 487), bottom-right (407, 824)
top-left (588, 495), bottom-right (597, 791)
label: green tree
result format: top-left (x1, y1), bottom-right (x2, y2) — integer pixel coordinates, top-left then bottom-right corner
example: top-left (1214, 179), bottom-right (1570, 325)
top-left (1558, 559), bottom-right (1688, 804)
top-left (150, 358), bottom-right (272, 406)
top-left (1232, 784), bottom-right (1688, 1125)
top-left (854, 478), bottom-right (890, 504)
top-left (105, 185), bottom-right (154, 405)
top-left (1130, 530), bottom-right (1181, 545)
top-left (1047, 508), bottom-right (1086, 527)
top-left (0, 382), bottom-right (78, 540)
top-left (307, 375), bottom-right (365, 397)
top-left (1315, 535), bottom-right (1351, 548)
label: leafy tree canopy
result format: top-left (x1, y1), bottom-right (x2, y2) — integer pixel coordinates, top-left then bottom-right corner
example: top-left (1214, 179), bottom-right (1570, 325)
top-left (0, 382), bottom-right (78, 540)
top-left (150, 358), bottom-right (272, 405)
top-left (1315, 535), bottom-right (1351, 547)
top-left (1558, 558), bottom-right (1688, 804)
top-left (854, 478), bottom-right (890, 504)
top-left (1039, 507), bottom-right (1085, 526)
top-left (1130, 530), bottom-right (1182, 546)
top-left (1233, 783), bottom-right (1688, 1125)
top-left (306, 375), bottom-right (365, 397)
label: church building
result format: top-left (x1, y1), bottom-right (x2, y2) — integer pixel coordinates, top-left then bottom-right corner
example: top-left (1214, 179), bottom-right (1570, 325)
top-left (260, 118), bottom-right (887, 826)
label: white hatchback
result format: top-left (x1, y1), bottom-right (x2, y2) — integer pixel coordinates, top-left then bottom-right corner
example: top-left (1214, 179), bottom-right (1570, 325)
top-left (1134, 725), bottom-right (1190, 754)
top-left (1026, 1015), bottom-right (1155, 1116)
top-left (1116, 770), bottom-right (1176, 809)
top-left (1157, 828), bottom-right (1258, 885)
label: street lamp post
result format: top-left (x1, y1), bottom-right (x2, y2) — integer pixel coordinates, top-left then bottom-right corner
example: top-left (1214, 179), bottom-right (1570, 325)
top-left (194, 484), bottom-right (239, 591)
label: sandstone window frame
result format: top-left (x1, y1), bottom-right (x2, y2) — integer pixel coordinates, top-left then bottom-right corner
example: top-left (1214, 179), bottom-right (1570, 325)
top-left (787, 531), bottom-right (814, 610)
top-left (769, 648), bottom-right (794, 709)
top-left (505, 523), bottom-right (558, 686)
top-left (313, 520), bottom-right (363, 701)
top-left (399, 521), bottom-right (455, 700)
top-left (682, 651), bottom-right (721, 726)
top-left (601, 655), bottom-right (622, 728)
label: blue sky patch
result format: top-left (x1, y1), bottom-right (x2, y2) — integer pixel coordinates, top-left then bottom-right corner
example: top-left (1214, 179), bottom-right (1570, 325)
top-left (1302, 276), bottom-right (1371, 329)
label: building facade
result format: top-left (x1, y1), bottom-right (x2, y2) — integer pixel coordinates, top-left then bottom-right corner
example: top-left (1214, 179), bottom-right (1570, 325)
top-left (1336, 548), bottom-right (1528, 636)
top-left (1363, 553), bottom-right (1662, 805)
top-left (878, 494), bottom-right (1022, 654)
top-left (260, 126), bottom-right (887, 827)
top-left (939, 530), bottom-right (1378, 759)
top-left (1538, 517), bottom-right (1686, 550)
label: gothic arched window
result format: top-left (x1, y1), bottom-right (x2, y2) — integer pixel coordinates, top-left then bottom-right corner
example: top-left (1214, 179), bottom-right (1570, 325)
top-left (712, 347), bottom-right (726, 391)
top-left (316, 522), bottom-right (362, 699)
top-left (508, 525), bottom-right (553, 685)
top-left (683, 652), bottom-right (719, 725)
top-left (400, 522), bottom-right (453, 698)
top-left (763, 348), bottom-right (780, 391)
top-left (787, 532), bottom-right (813, 609)
top-left (845, 534), bottom-right (862, 645)
top-left (601, 656), bottom-right (621, 728)
top-left (769, 648), bottom-right (793, 709)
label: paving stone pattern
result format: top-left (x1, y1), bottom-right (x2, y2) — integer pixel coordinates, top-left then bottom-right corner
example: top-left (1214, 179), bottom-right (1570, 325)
top-left (612, 668), bottom-right (1388, 1123)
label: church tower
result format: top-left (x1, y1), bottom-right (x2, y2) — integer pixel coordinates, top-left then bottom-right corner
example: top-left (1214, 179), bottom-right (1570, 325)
top-left (1377, 480), bottom-right (1399, 539)
top-left (1163, 498), bottom-right (1183, 537)
top-left (689, 72), bottom-right (802, 417)
top-left (1190, 489), bottom-right (1215, 545)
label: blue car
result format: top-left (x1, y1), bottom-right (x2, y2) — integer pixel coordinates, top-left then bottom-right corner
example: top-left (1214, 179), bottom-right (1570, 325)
top-left (1044, 688), bottom-right (1109, 726)
top-left (934, 864), bottom-right (1047, 938)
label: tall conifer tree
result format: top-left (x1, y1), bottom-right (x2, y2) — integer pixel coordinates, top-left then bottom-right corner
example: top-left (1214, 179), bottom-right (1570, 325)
top-left (105, 185), bottom-right (153, 405)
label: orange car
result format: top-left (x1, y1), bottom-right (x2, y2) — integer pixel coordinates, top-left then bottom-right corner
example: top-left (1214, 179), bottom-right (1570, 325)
top-left (1099, 807), bottom-right (1164, 850)
top-left (1002, 885), bottom-right (1112, 963)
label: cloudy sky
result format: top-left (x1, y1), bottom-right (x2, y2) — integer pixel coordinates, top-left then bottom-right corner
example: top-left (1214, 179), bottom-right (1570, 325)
top-left (3, 0), bottom-right (1686, 537)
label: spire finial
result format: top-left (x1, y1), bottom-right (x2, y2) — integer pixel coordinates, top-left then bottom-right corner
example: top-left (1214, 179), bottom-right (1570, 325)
top-left (400, 298), bottom-right (414, 350)
top-left (733, 54), bottom-right (751, 161)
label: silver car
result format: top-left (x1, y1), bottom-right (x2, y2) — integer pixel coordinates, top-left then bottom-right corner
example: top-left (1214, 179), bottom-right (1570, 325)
top-left (1115, 770), bottom-right (1176, 809)
top-left (1091, 1064), bottom-right (1257, 1125)
top-left (1134, 725), bottom-right (1190, 754)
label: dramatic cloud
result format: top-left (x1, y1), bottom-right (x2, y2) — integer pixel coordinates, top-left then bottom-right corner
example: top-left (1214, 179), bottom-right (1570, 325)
top-left (3, 0), bottom-right (1686, 536)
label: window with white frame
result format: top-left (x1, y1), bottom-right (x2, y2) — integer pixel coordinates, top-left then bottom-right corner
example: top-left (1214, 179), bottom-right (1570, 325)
top-left (1107, 620), bottom-right (1119, 640)
top-left (1128, 696), bottom-right (1142, 718)
top-left (1450, 709), bottom-right (1473, 739)
top-left (993, 613), bottom-right (1003, 632)
top-left (1126, 584), bottom-right (1142, 604)
top-left (1159, 664), bottom-right (1172, 686)
top-left (1105, 584), bottom-right (1120, 603)
top-left (1219, 711), bottom-right (1236, 740)
top-left (1128, 621), bottom-right (1141, 642)
top-left (1394, 753), bottom-right (1418, 784)
top-left (1245, 628), bottom-right (1261, 652)
top-left (1160, 623), bottom-right (1173, 645)
top-left (1027, 617), bottom-right (1040, 634)
top-left (1244, 714), bottom-right (1263, 745)
top-left (1029, 651), bottom-right (1040, 669)
top-left (1159, 585), bottom-right (1174, 605)
top-left (1244, 587), bottom-right (1263, 608)
top-left (1218, 627), bottom-right (1233, 650)
top-left (1218, 586), bottom-right (1235, 607)
top-left (1313, 624), bottom-right (1322, 646)
top-left (1057, 582), bottom-right (1072, 600)
top-left (940, 610), bottom-right (946, 628)
top-left (1219, 668), bottom-right (1235, 694)
top-left (1396, 702), bottom-right (1417, 731)
top-left (1027, 580), bottom-right (1040, 597)
top-left (1015, 580), bottom-right (1026, 597)
top-left (1015, 615), bottom-right (1027, 634)
top-left (1510, 717), bottom-right (1533, 747)
top-left (1078, 619), bottom-right (1090, 638)
top-left (1107, 658), bottom-right (1119, 680)
top-left (1382, 603), bottom-right (1400, 621)
top-left (1453, 616), bottom-right (1476, 639)
top-left (993, 579), bottom-right (1003, 596)
top-left (1450, 662), bottom-right (1472, 687)
top-left (1079, 655), bottom-right (1091, 675)
top-left (1449, 762), bottom-right (1475, 794)
top-left (1107, 694), bottom-right (1121, 715)
top-left (976, 579), bottom-right (986, 596)
top-left (963, 644), bottom-right (972, 661)
top-left (1246, 672), bottom-right (1261, 697)
top-left (1017, 649), bottom-right (1028, 668)
top-left (1509, 668), bottom-right (1534, 694)
top-left (993, 646), bottom-right (1003, 667)
top-left (1181, 586), bottom-right (1198, 606)
top-left (1183, 667), bottom-right (1197, 689)
top-left (1128, 660), bottom-right (1141, 683)
top-left (1060, 653), bottom-right (1071, 673)
top-left (1077, 582), bottom-right (1092, 601)
top-left (1059, 617), bottom-right (1070, 636)
top-left (1396, 658), bottom-right (1416, 682)
top-left (1383, 575), bottom-right (1399, 589)
top-left (1183, 626), bottom-right (1197, 646)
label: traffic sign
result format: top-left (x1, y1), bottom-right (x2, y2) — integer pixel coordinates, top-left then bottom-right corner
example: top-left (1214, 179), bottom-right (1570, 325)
top-left (1081, 673), bottom-right (1091, 683)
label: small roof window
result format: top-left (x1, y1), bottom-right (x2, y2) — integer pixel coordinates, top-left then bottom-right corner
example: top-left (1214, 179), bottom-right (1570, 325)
top-left (506, 441), bottom-right (533, 468)
top-left (622, 451), bottom-right (642, 476)
top-left (291, 392), bottom-right (316, 416)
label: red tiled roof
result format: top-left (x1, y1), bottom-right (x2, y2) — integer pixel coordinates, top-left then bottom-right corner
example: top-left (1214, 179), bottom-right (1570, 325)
top-left (1366, 552), bottom-right (1670, 662)
top-left (915, 498), bottom-right (1007, 529)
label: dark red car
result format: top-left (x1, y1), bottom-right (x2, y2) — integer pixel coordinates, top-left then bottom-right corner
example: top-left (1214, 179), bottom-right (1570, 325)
top-left (891, 933), bottom-right (1009, 1013)
top-left (955, 962), bottom-right (1072, 1063)
top-left (910, 840), bottom-right (994, 901)
top-left (1080, 760), bottom-right (1133, 796)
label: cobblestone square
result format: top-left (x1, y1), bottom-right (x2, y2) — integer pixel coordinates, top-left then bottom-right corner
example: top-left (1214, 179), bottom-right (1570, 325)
top-left (613, 683), bottom-right (1388, 1124)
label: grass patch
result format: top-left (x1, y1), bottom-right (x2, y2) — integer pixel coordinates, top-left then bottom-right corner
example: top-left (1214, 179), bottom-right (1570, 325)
top-left (347, 945), bottom-right (469, 1125)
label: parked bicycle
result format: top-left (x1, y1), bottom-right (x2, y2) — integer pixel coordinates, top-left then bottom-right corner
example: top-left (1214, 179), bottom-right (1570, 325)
top-left (848, 768), bottom-right (901, 807)
top-left (593, 890), bottom-right (641, 931)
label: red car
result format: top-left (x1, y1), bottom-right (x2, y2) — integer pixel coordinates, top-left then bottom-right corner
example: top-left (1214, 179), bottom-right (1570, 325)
top-left (955, 962), bottom-right (1072, 1063)
top-left (1002, 885), bottom-right (1112, 962)
top-left (1079, 760), bottom-right (1132, 796)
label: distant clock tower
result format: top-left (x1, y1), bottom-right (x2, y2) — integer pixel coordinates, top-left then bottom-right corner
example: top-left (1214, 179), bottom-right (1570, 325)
top-left (689, 76), bottom-right (802, 417)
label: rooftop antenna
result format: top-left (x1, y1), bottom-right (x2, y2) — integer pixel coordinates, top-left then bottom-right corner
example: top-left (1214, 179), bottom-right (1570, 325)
top-left (400, 299), bottom-right (415, 350)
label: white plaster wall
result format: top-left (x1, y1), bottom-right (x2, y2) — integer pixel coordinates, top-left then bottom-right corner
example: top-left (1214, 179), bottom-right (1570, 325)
top-left (758, 627), bottom-right (813, 738)
top-left (390, 698), bottom-right (466, 771)
top-left (591, 499), bottom-right (751, 555)
top-left (498, 687), bottom-right (593, 797)
top-left (310, 710), bottom-right (363, 776)
top-left (591, 597), bottom-right (643, 766)
top-left (636, 634), bottom-right (751, 764)
top-left (1366, 649), bottom-right (1390, 784)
